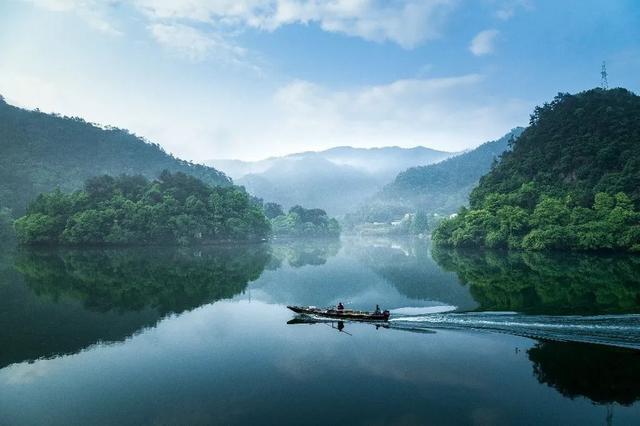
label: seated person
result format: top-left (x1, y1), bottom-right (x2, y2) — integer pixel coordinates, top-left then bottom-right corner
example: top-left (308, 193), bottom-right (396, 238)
top-left (337, 302), bottom-right (344, 310)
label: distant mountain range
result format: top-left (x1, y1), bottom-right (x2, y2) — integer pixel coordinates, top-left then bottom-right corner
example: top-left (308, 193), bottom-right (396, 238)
top-left (0, 98), bottom-right (230, 215)
top-left (347, 128), bottom-right (524, 223)
top-left (208, 146), bottom-right (454, 215)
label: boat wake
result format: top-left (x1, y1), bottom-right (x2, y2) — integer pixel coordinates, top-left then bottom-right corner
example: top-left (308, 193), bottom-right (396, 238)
top-left (388, 312), bottom-right (640, 349)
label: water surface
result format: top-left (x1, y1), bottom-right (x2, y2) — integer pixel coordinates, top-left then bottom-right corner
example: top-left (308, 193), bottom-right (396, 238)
top-left (1, 238), bottom-right (639, 425)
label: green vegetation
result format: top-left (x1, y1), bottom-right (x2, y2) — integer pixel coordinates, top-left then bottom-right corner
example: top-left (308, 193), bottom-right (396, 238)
top-left (270, 204), bottom-right (341, 238)
top-left (434, 89), bottom-right (640, 251)
top-left (15, 171), bottom-right (270, 246)
top-left (0, 98), bottom-right (230, 217)
top-left (432, 246), bottom-right (640, 315)
top-left (346, 129), bottom-right (523, 227)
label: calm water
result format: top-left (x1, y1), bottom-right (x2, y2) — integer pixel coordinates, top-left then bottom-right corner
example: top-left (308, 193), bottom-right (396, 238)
top-left (0, 238), bottom-right (639, 425)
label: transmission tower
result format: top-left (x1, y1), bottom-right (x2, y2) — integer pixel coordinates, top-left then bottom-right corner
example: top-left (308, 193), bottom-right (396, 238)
top-left (601, 61), bottom-right (609, 89)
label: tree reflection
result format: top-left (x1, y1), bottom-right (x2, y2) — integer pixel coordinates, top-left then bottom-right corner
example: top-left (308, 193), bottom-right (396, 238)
top-left (16, 245), bottom-right (270, 315)
top-left (432, 247), bottom-right (640, 314)
top-left (528, 341), bottom-right (640, 405)
top-left (1, 244), bottom-right (270, 368)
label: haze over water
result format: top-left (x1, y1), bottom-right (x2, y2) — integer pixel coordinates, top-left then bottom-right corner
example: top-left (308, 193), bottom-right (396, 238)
top-left (1, 238), bottom-right (639, 425)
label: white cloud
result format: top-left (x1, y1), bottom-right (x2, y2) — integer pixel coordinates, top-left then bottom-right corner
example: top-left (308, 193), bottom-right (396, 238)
top-left (493, 0), bottom-right (533, 20)
top-left (134, 0), bottom-right (457, 49)
top-left (22, 0), bottom-right (122, 35)
top-left (469, 29), bottom-right (499, 56)
top-left (149, 23), bottom-right (247, 63)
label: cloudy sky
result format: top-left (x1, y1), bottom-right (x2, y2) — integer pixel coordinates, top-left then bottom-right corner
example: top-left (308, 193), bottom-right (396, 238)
top-left (1, 0), bottom-right (639, 161)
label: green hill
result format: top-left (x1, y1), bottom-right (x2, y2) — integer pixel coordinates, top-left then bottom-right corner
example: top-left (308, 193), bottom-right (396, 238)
top-left (434, 88), bottom-right (640, 251)
top-left (0, 97), bottom-right (230, 216)
top-left (347, 128), bottom-right (523, 224)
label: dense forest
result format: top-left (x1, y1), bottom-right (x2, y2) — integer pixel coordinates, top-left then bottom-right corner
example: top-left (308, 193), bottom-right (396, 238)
top-left (345, 128), bottom-right (523, 226)
top-left (264, 202), bottom-right (341, 238)
top-left (434, 89), bottom-right (640, 251)
top-left (0, 97), bottom-right (230, 216)
top-left (15, 171), bottom-right (270, 246)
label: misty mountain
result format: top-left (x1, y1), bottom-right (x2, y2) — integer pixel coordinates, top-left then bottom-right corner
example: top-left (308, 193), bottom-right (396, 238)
top-left (208, 146), bottom-right (453, 215)
top-left (0, 97), bottom-right (231, 215)
top-left (348, 128), bottom-right (525, 223)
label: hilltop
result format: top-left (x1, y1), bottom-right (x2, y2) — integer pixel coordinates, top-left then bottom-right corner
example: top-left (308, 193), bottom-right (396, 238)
top-left (0, 97), bottom-right (230, 216)
top-left (434, 88), bottom-right (640, 251)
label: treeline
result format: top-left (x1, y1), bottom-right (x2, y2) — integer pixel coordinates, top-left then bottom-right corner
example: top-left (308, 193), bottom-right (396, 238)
top-left (15, 171), bottom-right (270, 246)
top-left (0, 97), bottom-right (230, 216)
top-left (434, 189), bottom-right (640, 251)
top-left (264, 202), bottom-right (341, 238)
top-left (434, 88), bottom-right (640, 252)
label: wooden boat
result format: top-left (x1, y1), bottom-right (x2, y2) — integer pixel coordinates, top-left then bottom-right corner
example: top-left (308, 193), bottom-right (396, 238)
top-left (287, 305), bottom-right (390, 321)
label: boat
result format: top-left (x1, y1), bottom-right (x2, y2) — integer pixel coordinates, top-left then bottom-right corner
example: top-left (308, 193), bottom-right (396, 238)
top-left (287, 305), bottom-right (390, 321)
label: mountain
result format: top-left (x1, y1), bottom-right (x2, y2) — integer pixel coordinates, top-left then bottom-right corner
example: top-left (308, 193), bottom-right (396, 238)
top-left (0, 97), bottom-right (230, 216)
top-left (434, 88), bottom-right (640, 251)
top-left (348, 128), bottom-right (524, 224)
top-left (209, 146), bottom-right (453, 215)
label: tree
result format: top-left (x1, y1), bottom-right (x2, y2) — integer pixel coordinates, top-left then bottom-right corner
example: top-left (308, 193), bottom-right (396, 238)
top-left (264, 202), bottom-right (284, 219)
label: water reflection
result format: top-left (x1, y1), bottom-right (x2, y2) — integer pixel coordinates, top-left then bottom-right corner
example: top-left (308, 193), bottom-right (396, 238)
top-left (0, 245), bottom-right (270, 368)
top-left (529, 341), bottom-right (640, 406)
top-left (268, 238), bottom-right (341, 268)
top-left (432, 247), bottom-right (640, 314)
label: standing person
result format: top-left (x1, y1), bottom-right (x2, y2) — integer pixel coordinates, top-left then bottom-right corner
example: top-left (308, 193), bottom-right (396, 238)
top-left (375, 304), bottom-right (381, 314)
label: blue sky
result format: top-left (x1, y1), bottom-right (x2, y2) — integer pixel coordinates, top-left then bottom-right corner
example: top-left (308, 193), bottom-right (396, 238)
top-left (1, 0), bottom-right (639, 161)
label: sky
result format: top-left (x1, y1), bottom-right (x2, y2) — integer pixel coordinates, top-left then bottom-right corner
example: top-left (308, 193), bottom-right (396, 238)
top-left (0, 0), bottom-right (639, 162)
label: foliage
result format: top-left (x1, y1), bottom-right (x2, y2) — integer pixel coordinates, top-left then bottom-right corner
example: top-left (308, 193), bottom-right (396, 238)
top-left (0, 98), bottom-right (231, 215)
top-left (434, 89), bottom-right (640, 251)
top-left (15, 171), bottom-right (270, 246)
top-left (263, 202), bottom-right (285, 219)
top-left (270, 205), bottom-right (341, 238)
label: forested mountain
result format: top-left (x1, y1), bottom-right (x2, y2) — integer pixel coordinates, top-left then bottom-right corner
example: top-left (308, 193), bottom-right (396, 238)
top-left (0, 97), bottom-right (230, 216)
top-left (209, 146), bottom-right (453, 216)
top-left (347, 128), bottom-right (524, 224)
top-left (434, 88), bottom-right (640, 251)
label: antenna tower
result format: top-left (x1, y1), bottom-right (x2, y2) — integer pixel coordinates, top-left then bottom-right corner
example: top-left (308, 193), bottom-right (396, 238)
top-left (600, 61), bottom-right (609, 89)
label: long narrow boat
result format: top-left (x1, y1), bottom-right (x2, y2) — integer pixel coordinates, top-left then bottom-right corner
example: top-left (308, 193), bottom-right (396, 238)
top-left (287, 305), bottom-right (390, 321)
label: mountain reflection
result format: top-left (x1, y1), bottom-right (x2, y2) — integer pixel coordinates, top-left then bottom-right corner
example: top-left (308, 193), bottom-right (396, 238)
top-left (529, 341), bottom-right (640, 405)
top-left (432, 247), bottom-right (640, 314)
top-left (346, 238), bottom-right (477, 309)
top-left (0, 245), bottom-right (270, 368)
top-left (267, 238), bottom-right (341, 268)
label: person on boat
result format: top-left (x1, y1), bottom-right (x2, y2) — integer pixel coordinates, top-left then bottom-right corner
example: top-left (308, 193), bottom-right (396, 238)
top-left (374, 304), bottom-right (381, 314)
top-left (337, 302), bottom-right (344, 311)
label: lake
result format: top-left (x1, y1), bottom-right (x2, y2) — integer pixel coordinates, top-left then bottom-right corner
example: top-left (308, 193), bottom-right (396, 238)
top-left (1, 237), bottom-right (639, 425)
